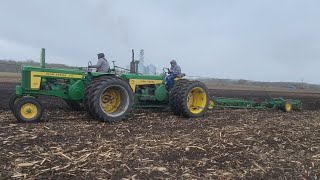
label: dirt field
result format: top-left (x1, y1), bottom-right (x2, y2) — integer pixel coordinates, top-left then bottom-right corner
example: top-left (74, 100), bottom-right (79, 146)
top-left (1, 82), bottom-right (320, 179)
top-left (0, 72), bottom-right (20, 83)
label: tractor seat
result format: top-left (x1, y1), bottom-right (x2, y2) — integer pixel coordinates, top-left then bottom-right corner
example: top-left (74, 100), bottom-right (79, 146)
top-left (177, 73), bottom-right (186, 78)
top-left (175, 73), bottom-right (186, 80)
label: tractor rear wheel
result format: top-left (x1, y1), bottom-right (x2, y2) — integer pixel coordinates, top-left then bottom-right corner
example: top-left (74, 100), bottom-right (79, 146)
top-left (14, 97), bottom-right (44, 123)
top-left (9, 94), bottom-right (21, 112)
top-left (86, 76), bottom-right (134, 122)
top-left (84, 76), bottom-right (119, 116)
top-left (84, 83), bottom-right (94, 115)
top-left (169, 79), bottom-right (190, 115)
top-left (171, 80), bottom-right (209, 118)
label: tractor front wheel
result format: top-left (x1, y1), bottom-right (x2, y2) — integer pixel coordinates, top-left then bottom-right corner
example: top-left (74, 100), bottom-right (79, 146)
top-left (86, 76), bottom-right (134, 122)
top-left (14, 97), bottom-right (44, 123)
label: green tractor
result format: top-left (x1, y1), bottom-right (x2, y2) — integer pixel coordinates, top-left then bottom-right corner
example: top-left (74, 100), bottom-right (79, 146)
top-left (10, 48), bottom-right (210, 123)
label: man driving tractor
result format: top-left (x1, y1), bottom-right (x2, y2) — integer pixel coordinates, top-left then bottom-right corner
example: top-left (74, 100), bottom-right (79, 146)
top-left (89, 53), bottom-right (110, 72)
top-left (166, 60), bottom-right (182, 91)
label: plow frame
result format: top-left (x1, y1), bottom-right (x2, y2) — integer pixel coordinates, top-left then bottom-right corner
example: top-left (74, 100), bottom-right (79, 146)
top-left (210, 96), bottom-right (302, 111)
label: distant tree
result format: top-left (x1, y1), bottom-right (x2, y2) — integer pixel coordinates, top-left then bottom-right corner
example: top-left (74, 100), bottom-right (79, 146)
top-left (238, 79), bottom-right (248, 85)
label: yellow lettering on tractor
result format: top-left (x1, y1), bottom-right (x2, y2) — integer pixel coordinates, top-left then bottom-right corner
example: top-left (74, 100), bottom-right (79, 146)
top-left (129, 79), bottom-right (163, 92)
top-left (30, 71), bottom-right (83, 89)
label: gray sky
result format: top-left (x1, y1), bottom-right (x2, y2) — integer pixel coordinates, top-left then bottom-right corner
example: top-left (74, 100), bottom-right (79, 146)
top-left (0, 0), bottom-right (319, 83)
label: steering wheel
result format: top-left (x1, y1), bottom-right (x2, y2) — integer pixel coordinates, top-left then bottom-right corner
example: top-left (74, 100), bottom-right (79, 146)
top-left (163, 67), bottom-right (170, 75)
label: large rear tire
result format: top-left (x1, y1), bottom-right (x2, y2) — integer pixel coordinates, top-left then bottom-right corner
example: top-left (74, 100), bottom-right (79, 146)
top-left (169, 79), bottom-right (190, 115)
top-left (86, 76), bottom-right (134, 122)
top-left (171, 80), bottom-right (209, 118)
top-left (84, 76), bottom-right (116, 116)
top-left (9, 94), bottom-right (21, 112)
top-left (84, 83), bottom-right (94, 115)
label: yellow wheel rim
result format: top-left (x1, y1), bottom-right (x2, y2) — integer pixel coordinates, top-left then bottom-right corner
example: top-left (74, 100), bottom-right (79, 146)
top-left (285, 102), bottom-right (292, 112)
top-left (20, 103), bottom-right (38, 119)
top-left (208, 99), bottom-right (214, 110)
top-left (187, 87), bottom-right (207, 114)
top-left (100, 87), bottom-right (121, 114)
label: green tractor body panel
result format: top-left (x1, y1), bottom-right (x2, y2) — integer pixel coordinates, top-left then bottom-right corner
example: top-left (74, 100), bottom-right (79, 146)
top-left (120, 73), bottom-right (170, 107)
top-left (16, 63), bottom-right (111, 101)
top-left (20, 66), bottom-right (85, 90)
top-left (68, 80), bottom-right (86, 100)
top-left (120, 73), bottom-right (165, 80)
top-left (90, 71), bottom-right (115, 77)
top-left (155, 84), bottom-right (168, 102)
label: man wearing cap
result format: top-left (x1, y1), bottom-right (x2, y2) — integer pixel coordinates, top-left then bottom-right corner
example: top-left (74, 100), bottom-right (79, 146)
top-left (166, 60), bottom-right (182, 91)
top-left (89, 53), bottom-right (110, 73)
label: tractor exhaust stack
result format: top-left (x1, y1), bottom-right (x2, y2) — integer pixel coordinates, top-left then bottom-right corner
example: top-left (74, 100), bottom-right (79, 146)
top-left (130, 49), bottom-right (135, 74)
top-left (40, 48), bottom-right (46, 68)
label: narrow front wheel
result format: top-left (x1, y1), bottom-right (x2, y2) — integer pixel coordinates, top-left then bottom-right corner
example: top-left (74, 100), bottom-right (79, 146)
top-left (14, 97), bottom-right (44, 123)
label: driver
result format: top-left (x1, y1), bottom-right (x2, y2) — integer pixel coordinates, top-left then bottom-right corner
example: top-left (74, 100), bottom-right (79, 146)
top-left (89, 53), bottom-right (110, 72)
top-left (166, 60), bottom-right (182, 91)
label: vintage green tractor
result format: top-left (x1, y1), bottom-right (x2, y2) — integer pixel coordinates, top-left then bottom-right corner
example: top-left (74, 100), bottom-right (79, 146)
top-left (9, 48), bottom-right (210, 123)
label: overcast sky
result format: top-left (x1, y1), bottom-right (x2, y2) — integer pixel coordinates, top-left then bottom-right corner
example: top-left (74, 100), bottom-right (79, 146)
top-left (0, 0), bottom-right (319, 83)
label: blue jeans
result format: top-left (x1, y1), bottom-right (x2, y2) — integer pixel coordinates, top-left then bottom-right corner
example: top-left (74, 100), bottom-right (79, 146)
top-left (166, 74), bottom-right (177, 90)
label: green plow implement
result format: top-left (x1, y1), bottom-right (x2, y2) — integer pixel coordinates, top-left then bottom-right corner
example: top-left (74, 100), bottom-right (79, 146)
top-left (209, 96), bottom-right (302, 112)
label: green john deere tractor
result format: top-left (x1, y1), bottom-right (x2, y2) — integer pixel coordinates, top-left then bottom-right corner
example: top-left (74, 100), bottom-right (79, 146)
top-left (9, 48), bottom-right (210, 123)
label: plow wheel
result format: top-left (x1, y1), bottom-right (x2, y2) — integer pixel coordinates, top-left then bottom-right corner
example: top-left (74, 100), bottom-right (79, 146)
top-left (208, 99), bottom-right (215, 110)
top-left (14, 97), bottom-right (44, 123)
top-left (171, 80), bottom-right (209, 118)
top-left (282, 101), bottom-right (293, 112)
top-left (86, 76), bottom-right (134, 122)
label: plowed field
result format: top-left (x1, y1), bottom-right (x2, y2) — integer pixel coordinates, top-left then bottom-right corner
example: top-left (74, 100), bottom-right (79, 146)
top-left (1, 82), bottom-right (320, 179)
